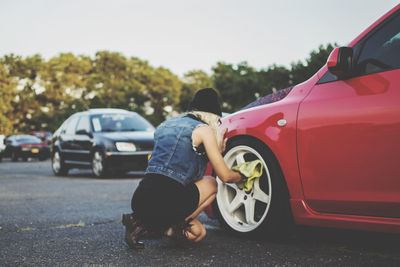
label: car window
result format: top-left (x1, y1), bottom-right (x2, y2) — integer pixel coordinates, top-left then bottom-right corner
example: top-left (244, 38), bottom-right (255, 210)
top-left (15, 136), bottom-right (42, 143)
top-left (76, 116), bottom-right (91, 133)
top-left (356, 13), bottom-right (400, 75)
top-left (91, 113), bottom-right (154, 132)
top-left (65, 116), bottom-right (79, 135)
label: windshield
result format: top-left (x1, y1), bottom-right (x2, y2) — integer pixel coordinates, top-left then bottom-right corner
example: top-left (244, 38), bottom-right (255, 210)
top-left (241, 86), bottom-right (293, 110)
top-left (91, 113), bottom-right (154, 132)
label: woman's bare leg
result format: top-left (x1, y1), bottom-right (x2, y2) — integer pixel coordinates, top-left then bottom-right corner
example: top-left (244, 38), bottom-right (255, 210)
top-left (186, 176), bottom-right (217, 220)
top-left (165, 176), bottom-right (217, 242)
top-left (182, 176), bottom-right (217, 241)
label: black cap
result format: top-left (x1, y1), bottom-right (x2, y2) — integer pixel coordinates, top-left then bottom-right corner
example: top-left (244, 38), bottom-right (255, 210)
top-left (187, 88), bottom-right (222, 116)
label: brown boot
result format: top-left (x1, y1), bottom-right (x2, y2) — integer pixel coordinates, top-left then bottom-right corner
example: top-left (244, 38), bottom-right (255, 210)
top-left (122, 213), bottom-right (148, 249)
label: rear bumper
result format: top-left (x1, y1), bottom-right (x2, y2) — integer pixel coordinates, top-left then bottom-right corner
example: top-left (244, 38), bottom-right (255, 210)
top-left (20, 148), bottom-right (50, 158)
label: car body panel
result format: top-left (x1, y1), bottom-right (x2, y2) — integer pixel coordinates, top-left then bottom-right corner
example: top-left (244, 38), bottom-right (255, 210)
top-left (222, 72), bottom-right (320, 201)
top-left (297, 69), bottom-right (400, 218)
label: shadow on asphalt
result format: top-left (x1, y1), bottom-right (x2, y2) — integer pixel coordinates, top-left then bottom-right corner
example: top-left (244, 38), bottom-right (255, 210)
top-left (212, 216), bottom-right (399, 256)
top-left (236, 225), bottom-right (400, 255)
top-left (62, 169), bottom-right (144, 180)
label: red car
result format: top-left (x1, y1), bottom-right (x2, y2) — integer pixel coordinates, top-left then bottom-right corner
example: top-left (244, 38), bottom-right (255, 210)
top-left (209, 4), bottom-right (400, 235)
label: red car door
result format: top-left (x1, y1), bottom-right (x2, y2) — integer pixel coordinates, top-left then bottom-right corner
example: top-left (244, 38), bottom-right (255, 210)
top-left (297, 12), bottom-right (400, 218)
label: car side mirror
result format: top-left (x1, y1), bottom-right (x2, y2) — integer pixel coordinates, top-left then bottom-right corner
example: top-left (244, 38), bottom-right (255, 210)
top-left (327, 47), bottom-right (353, 78)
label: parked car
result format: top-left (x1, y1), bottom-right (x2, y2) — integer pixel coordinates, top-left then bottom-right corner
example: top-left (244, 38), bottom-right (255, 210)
top-left (0, 135), bottom-right (5, 162)
top-left (208, 4), bottom-right (400, 235)
top-left (51, 108), bottom-right (154, 177)
top-left (2, 135), bottom-right (50, 161)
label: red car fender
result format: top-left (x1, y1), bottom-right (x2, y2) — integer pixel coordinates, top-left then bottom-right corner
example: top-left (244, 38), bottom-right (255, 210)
top-left (223, 73), bottom-right (319, 200)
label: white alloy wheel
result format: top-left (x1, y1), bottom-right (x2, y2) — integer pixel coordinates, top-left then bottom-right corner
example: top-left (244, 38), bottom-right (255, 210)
top-left (92, 151), bottom-right (104, 177)
top-left (216, 145), bottom-right (272, 233)
top-left (52, 150), bottom-right (68, 176)
top-left (52, 151), bottom-right (61, 173)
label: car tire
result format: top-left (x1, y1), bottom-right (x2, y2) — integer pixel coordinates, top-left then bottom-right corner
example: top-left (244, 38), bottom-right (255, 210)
top-left (52, 150), bottom-right (69, 176)
top-left (11, 151), bottom-right (19, 162)
top-left (91, 150), bottom-right (108, 178)
top-left (214, 137), bottom-right (292, 237)
top-left (114, 170), bottom-right (127, 177)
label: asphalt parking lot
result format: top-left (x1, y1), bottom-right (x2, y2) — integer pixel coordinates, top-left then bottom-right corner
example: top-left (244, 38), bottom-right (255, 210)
top-left (0, 160), bottom-right (399, 266)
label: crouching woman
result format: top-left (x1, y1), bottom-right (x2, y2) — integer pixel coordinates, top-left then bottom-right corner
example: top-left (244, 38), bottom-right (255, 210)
top-left (122, 88), bottom-right (242, 248)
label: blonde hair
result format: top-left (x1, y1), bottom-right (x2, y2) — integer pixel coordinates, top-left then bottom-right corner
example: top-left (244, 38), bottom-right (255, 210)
top-left (188, 111), bottom-right (220, 131)
top-left (187, 111), bottom-right (223, 148)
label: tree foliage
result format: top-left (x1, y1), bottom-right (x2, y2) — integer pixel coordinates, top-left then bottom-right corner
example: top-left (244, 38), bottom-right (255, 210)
top-left (180, 70), bottom-right (213, 112)
top-left (0, 43), bottom-right (335, 134)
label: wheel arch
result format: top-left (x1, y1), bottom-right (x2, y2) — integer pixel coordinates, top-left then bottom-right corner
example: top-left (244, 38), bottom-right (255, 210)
top-left (89, 141), bottom-right (107, 157)
top-left (225, 124), bottom-right (304, 205)
top-left (51, 145), bottom-right (61, 155)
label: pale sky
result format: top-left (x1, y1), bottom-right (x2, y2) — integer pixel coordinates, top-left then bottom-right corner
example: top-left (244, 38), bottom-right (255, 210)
top-left (0, 0), bottom-right (398, 76)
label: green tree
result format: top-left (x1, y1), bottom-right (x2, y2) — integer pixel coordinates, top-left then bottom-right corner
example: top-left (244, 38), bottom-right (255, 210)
top-left (1, 54), bottom-right (44, 133)
top-left (290, 43), bottom-right (336, 84)
top-left (0, 64), bottom-right (17, 135)
top-left (39, 53), bottom-right (92, 130)
top-left (212, 62), bottom-right (261, 112)
top-left (211, 43), bottom-right (336, 112)
top-left (257, 64), bottom-right (292, 95)
top-left (142, 66), bottom-right (182, 124)
top-left (0, 43), bottom-right (336, 132)
top-left (88, 52), bottom-right (181, 125)
top-left (87, 51), bottom-right (133, 109)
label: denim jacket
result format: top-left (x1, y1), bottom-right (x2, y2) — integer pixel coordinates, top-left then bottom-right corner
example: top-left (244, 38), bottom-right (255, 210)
top-left (145, 115), bottom-right (208, 186)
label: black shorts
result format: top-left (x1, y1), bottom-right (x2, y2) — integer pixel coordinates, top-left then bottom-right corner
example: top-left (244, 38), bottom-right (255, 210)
top-left (131, 173), bottom-right (200, 231)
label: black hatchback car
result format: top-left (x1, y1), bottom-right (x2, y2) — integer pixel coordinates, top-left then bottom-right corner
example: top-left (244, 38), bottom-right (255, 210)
top-left (51, 109), bottom-right (154, 177)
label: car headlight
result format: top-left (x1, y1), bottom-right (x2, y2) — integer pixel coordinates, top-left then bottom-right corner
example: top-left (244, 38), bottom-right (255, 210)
top-left (115, 142), bottom-right (137, 152)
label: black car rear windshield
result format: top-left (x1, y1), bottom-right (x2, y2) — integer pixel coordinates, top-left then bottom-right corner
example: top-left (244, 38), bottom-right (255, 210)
top-left (91, 113), bottom-right (154, 132)
top-left (15, 136), bottom-right (42, 144)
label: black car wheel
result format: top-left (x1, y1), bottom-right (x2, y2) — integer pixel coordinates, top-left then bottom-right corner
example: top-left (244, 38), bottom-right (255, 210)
top-left (11, 151), bottom-right (19, 162)
top-left (52, 150), bottom-right (69, 176)
top-left (92, 151), bottom-right (108, 178)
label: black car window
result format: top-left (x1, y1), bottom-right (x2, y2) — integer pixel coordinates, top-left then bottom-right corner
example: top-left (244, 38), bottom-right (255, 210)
top-left (91, 113), bottom-right (154, 132)
top-left (76, 116), bottom-right (91, 133)
top-left (356, 13), bottom-right (400, 75)
top-left (65, 116), bottom-right (79, 135)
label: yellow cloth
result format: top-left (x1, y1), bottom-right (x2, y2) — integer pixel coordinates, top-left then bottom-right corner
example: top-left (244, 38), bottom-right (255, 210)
top-left (232, 160), bottom-right (263, 193)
